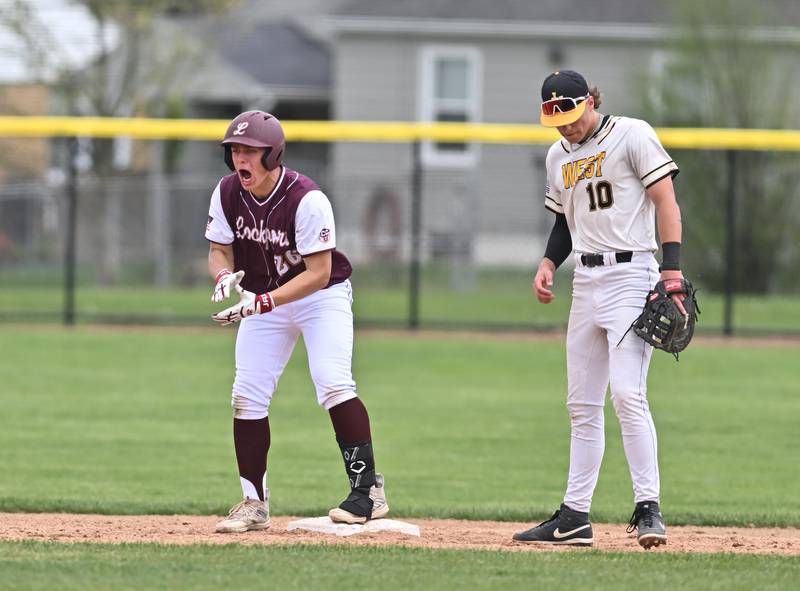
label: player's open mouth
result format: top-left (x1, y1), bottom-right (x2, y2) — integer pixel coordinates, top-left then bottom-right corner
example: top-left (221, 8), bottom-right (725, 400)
top-left (239, 170), bottom-right (252, 183)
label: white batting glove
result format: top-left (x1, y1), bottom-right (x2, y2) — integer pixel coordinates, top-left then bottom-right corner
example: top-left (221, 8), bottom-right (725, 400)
top-left (212, 269), bottom-right (245, 303)
top-left (212, 290), bottom-right (275, 325)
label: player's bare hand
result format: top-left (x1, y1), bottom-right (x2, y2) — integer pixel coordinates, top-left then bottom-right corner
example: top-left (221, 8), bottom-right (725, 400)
top-left (533, 260), bottom-right (556, 304)
top-left (212, 269), bottom-right (245, 303)
top-left (659, 269), bottom-right (688, 316)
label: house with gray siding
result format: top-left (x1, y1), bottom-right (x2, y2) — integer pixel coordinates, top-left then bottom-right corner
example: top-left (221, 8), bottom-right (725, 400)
top-left (329, 0), bottom-right (680, 266)
top-left (329, 0), bottom-right (800, 268)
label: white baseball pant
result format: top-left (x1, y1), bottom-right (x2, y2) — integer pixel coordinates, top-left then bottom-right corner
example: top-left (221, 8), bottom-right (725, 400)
top-left (563, 252), bottom-right (661, 512)
top-left (230, 280), bottom-right (357, 419)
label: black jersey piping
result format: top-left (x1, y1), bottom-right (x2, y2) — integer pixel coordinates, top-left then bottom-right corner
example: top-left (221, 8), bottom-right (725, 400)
top-left (545, 195), bottom-right (563, 209)
top-left (641, 160), bottom-right (676, 180)
top-left (644, 169), bottom-right (680, 189)
top-left (590, 114), bottom-right (612, 141)
top-left (596, 118), bottom-right (619, 145)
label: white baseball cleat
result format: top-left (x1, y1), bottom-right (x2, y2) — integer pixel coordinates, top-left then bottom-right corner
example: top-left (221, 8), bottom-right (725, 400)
top-left (329, 473), bottom-right (389, 524)
top-left (215, 498), bottom-right (271, 533)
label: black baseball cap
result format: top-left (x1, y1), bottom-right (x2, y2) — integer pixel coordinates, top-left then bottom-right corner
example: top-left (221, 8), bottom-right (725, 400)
top-left (540, 70), bottom-right (590, 127)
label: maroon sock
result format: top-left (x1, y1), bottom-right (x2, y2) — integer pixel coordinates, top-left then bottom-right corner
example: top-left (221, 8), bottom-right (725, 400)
top-left (328, 398), bottom-right (372, 442)
top-left (233, 417), bottom-right (270, 501)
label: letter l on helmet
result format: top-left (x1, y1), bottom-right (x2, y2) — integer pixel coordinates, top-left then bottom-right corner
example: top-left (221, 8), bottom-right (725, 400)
top-left (221, 111), bottom-right (286, 171)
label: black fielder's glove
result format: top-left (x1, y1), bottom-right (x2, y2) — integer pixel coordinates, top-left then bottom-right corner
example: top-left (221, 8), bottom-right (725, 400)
top-left (628, 278), bottom-right (700, 360)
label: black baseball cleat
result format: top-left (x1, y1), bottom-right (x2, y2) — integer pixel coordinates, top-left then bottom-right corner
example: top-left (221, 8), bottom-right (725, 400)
top-left (512, 504), bottom-right (593, 546)
top-left (627, 501), bottom-right (667, 549)
top-left (329, 473), bottom-right (389, 524)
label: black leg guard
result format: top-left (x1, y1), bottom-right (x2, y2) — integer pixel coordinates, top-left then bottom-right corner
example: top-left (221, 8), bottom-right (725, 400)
top-left (337, 439), bottom-right (376, 517)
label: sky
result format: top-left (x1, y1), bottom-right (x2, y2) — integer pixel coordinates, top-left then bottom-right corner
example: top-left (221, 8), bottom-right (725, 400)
top-left (0, 0), bottom-right (117, 84)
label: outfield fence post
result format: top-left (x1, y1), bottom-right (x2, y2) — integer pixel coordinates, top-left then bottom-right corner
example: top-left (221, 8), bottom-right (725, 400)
top-left (63, 137), bottom-right (78, 326)
top-left (408, 140), bottom-right (422, 329)
top-left (723, 150), bottom-right (737, 336)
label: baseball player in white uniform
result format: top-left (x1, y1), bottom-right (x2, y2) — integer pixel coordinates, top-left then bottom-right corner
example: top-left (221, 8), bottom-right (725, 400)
top-left (206, 111), bottom-right (389, 533)
top-left (513, 71), bottom-right (686, 549)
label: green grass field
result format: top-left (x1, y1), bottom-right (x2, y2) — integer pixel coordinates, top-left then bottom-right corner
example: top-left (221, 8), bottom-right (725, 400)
top-left (1, 326), bottom-right (799, 524)
top-left (1, 542), bottom-right (798, 591)
top-left (3, 264), bottom-right (800, 332)
top-left (0, 325), bottom-right (798, 589)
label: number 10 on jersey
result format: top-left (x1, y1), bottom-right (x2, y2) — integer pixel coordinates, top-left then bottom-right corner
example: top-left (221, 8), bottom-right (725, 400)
top-left (587, 181), bottom-right (614, 211)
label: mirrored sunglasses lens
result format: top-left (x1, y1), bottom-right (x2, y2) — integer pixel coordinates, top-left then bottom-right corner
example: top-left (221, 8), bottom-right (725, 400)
top-left (542, 98), bottom-right (577, 116)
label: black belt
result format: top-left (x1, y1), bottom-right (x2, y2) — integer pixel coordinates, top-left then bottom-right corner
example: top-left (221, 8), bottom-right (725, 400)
top-left (580, 251), bottom-right (633, 267)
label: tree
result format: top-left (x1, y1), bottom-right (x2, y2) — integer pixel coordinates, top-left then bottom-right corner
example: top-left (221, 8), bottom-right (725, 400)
top-left (638, 0), bottom-right (800, 293)
top-left (3, 0), bottom-right (237, 283)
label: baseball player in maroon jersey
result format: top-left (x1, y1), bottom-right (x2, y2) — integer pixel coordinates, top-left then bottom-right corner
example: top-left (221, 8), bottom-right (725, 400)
top-left (513, 71), bottom-right (684, 549)
top-left (206, 111), bottom-right (389, 533)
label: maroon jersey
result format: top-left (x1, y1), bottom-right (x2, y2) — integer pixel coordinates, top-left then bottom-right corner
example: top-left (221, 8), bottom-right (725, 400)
top-left (206, 166), bottom-right (352, 293)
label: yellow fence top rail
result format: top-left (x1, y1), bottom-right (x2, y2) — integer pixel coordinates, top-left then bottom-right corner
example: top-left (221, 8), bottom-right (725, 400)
top-left (1, 116), bottom-right (800, 151)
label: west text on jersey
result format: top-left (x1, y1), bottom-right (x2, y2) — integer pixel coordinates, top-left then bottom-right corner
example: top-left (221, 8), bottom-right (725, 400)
top-left (562, 152), bottom-right (607, 189)
top-left (235, 216), bottom-right (290, 247)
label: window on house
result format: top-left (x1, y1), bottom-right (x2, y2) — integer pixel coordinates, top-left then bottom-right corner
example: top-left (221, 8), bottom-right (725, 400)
top-left (419, 46), bottom-right (482, 167)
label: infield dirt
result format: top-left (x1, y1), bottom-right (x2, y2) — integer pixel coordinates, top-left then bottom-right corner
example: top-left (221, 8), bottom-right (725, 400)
top-left (1, 513), bottom-right (798, 555)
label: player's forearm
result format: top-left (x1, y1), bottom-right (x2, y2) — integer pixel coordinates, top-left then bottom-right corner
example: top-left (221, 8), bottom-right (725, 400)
top-left (654, 198), bottom-right (683, 271)
top-left (268, 268), bottom-right (330, 306)
top-left (647, 178), bottom-right (682, 244)
top-left (655, 198), bottom-right (682, 244)
top-left (543, 213), bottom-right (572, 269)
top-left (208, 245), bottom-right (234, 278)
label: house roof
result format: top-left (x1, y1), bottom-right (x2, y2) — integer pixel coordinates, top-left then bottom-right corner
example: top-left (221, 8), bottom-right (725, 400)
top-left (336, 0), bottom-right (800, 27)
top-left (336, 0), bottom-right (672, 24)
top-left (165, 19), bottom-right (330, 106)
top-left (173, 4), bottom-right (337, 105)
top-left (217, 22), bottom-right (329, 89)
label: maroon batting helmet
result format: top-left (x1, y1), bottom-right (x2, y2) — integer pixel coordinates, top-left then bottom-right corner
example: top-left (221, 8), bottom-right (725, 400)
top-left (221, 110), bottom-right (285, 171)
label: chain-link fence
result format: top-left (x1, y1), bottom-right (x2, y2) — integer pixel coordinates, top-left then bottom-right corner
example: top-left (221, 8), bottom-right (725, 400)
top-left (1, 131), bottom-right (799, 335)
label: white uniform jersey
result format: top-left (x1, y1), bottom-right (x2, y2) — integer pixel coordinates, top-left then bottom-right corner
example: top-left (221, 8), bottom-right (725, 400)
top-left (544, 115), bottom-right (679, 254)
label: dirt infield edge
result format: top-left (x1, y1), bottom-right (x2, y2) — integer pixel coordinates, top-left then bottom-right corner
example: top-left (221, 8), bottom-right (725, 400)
top-left (1, 513), bottom-right (798, 556)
